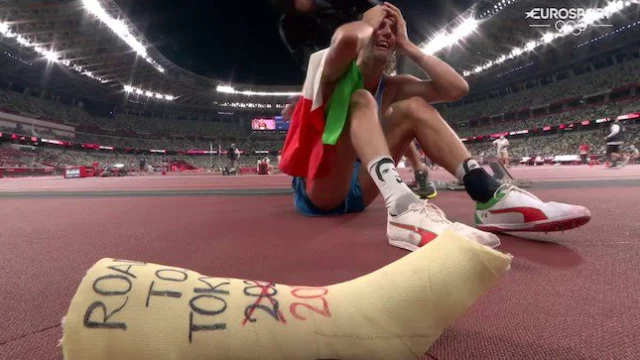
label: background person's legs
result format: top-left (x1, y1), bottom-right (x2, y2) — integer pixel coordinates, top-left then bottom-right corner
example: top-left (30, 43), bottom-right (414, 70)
top-left (358, 97), bottom-right (502, 206)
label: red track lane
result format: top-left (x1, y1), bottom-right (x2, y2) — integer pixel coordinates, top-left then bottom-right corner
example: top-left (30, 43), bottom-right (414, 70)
top-left (1, 165), bottom-right (638, 193)
top-left (0, 167), bottom-right (639, 359)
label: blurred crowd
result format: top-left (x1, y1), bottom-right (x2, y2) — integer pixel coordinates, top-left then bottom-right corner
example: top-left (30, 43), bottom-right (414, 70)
top-left (0, 144), bottom-right (276, 173)
top-left (467, 126), bottom-right (640, 161)
top-left (1, 53), bottom-right (639, 172)
top-left (444, 57), bottom-right (640, 122)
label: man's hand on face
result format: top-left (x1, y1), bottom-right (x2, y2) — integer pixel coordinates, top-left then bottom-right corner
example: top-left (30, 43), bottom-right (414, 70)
top-left (382, 2), bottom-right (412, 54)
top-left (362, 5), bottom-right (391, 30)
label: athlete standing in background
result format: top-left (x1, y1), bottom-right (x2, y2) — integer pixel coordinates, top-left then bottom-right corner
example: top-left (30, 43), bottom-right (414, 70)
top-left (492, 135), bottom-right (510, 168)
top-left (578, 141), bottom-right (590, 165)
top-left (605, 118), bottom-right (626, 168)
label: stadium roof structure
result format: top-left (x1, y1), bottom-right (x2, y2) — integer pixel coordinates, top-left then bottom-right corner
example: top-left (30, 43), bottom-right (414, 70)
top-left (412, 0), bottom-right (639, 80)
top-left (0, 0), bottom-right (297, 111)
top-left (0, 0), bottom-right (637, 111)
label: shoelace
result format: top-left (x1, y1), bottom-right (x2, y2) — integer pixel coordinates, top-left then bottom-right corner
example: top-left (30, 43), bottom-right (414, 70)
top-left (408, 201), bottom-right (451, 225)
top-left (494, 183), bottom-right (542, 202)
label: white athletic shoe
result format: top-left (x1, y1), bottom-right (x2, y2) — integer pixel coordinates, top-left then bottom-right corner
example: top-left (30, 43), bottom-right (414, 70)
top-left (387, 201), bottom-right (501, 251)
top-left (475, 184), bottom-right (591, 232)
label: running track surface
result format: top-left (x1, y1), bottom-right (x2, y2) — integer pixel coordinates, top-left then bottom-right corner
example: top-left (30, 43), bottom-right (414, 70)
top-left (0, 165), bottom-right (638, 359)
top-left (1, 164), bottom-right (639, 193)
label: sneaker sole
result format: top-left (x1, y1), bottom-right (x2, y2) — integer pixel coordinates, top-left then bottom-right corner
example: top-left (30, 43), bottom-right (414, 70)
top-left (388, 240), bottom-right (419, 252)
top-left (476, 214), bottom-right (591, 233)
top-left (415, 189), bottom-right (438, 199)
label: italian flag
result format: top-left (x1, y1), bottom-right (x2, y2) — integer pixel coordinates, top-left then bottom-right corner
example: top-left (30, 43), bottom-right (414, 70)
top-left (279, 49), bottom-right (364, 180)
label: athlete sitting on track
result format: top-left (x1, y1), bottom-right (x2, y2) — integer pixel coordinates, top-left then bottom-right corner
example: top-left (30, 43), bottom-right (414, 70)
top-left (276, 0), bottom-right (436, 197)
top-left (279, 3), bottom-right (591, 251)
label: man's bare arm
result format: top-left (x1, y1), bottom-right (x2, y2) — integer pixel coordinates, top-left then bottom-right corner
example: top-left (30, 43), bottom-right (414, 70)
top-left (322, 5), bottom-right (389, 84)
top-left (391, 43), bottom-right (469, 104)
top-left (383, 3), bottom-right (468, 104)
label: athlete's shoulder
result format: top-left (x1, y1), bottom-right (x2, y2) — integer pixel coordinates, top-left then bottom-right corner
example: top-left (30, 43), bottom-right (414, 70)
top-left (384, 73), bottom-right (420, 85)
top-left (381, 73), bottom-right (418, 100)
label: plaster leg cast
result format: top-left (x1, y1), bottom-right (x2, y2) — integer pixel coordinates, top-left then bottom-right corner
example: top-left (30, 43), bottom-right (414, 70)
top-left (61, 230), bottom-right (511, 360)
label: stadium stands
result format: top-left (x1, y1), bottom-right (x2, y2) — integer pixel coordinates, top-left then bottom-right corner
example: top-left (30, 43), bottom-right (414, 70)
top-left (1, 13), bottom-right (639, 174)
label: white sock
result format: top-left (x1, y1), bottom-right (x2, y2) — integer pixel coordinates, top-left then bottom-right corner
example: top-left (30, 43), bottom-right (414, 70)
top-left (367, 156), bottom-right (421, 216)
top-left (455, 158), bottom-right (481, 182)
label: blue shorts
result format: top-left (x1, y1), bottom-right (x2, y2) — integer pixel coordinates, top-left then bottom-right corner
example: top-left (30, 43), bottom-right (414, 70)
top-left (292, 161), bottom-right (365, 216)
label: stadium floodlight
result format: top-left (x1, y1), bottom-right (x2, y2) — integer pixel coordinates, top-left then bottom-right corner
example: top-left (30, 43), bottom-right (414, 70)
top-left (124, 85), bottom-right (175, 100)
top-left (542, 33), bottom-right (555, 43)
top-left (422, 18), bottom-right (478, 55)
top-left (81, 0), bottom-right (165, 74)
top-left (0, 22), bottom-right (15, 38)
top-left (16, 35), bottom-right (30, 46)
top-left (525, 41), bottom-right (537, 51)
top-left (582, 11), bottom-right (601, 25)
top-left (44, 51), bottom-right (59, 62)
top-left (560, 23), bottom-right (574, 35)
top-left (215, 85), bottom-right (300, 97)
top-left (460, 0), bottom-right (634, 77)
top-left (216, 85), bottom-right (235, 93)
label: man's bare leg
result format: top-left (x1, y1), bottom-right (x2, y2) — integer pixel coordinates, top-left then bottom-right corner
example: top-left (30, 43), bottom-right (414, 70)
top-left (304, 91), bottom-right (500, 249)
top-left (306, 90), bottom-right (420, 215)
top-left (309, 95), bottom-right (494, 207)
top-left (404, 143), bottom-right (423, 169)
top-left (404, 142), bottom-right (437, 199)
top-left (355, 97), bottom-right (501, 205)
top-left (359, 96), bottom-right (589, 233)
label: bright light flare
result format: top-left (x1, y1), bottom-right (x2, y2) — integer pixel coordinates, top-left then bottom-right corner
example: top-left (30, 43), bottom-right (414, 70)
top-left (44, 51), bottom-right (59, 62)
top-left (216, 85), bottom-right (299, 97)
top-left (542, 32), bottom-right (555, 43)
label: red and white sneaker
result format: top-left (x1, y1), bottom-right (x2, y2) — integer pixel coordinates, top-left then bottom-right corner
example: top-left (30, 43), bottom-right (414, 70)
top-left (475, 184), bottom-right (591, 232)
top-left (387, 201), bottom-right (501, 251)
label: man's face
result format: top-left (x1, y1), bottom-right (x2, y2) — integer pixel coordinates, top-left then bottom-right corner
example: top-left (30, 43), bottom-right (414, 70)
top-left (362, 16), bottom-right (397, 63)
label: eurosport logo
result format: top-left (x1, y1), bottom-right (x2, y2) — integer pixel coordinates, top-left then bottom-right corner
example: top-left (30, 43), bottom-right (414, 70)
top-left (525, 7), bottom-right (613, 36)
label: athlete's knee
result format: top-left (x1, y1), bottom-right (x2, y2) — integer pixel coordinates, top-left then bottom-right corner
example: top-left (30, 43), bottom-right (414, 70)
top-left (349, 89), bottom-right (377, 112)
top-left (392, 97), bottom-right (441, 125)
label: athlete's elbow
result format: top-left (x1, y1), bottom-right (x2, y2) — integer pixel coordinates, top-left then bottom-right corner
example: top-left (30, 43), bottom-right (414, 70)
top-left (331, 26), bottom-right (360, 55)
top-left (446, 80), bottom-right (469, 100)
